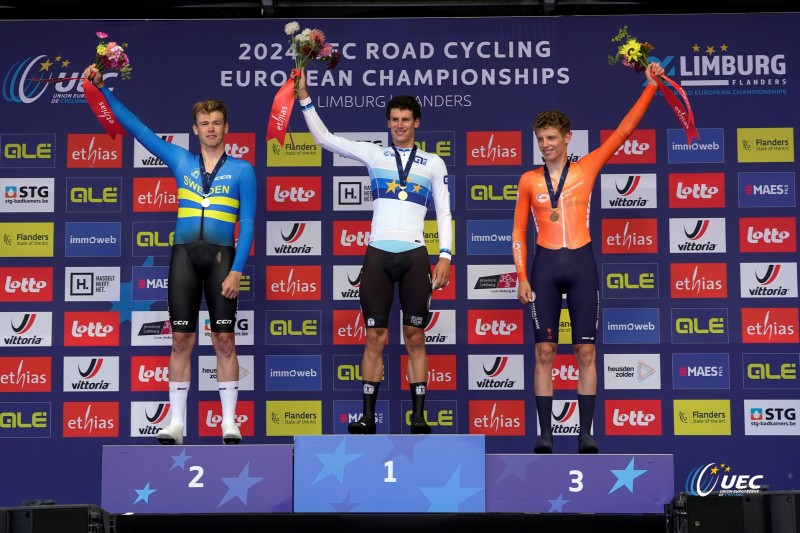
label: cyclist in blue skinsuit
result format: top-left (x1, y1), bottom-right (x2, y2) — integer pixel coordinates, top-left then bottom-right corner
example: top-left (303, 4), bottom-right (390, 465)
top-left (84, 65), bottom-right (257, 445)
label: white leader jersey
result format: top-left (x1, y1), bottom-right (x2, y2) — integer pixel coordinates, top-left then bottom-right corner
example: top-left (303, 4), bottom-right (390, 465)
top-left (300, 98), bottom-right (453, 258)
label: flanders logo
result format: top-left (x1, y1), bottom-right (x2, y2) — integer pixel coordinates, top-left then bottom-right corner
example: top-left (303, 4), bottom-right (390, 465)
top-left (267, 133), bottom-right (321, 167)
top-left (0, 222), bottom-right (54, 257)
top-left (673, 399), bottom-right (731, 436)
top-left (266, 400), bottom-right (322, 436)
top-left (737, 127), bottom-right (794, 163)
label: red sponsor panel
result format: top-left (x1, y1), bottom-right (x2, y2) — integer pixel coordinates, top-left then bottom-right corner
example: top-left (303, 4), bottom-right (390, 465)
top-left (400, 354), bottom-right (457, 390)
top-left (466, 131), bottom-right (522, 166)
top-left (668, 173), bottom-right (726, 208)
top-left (603, 129), bottom-right (657, 165)
top-left (739, 217), bottom-right (797, 253)
top-left (225, 133), bottom-right (256, 166)
top-left (741, 308), bottom-right (799, 344)
top-left (266, 265), bottom-right (321, 300)
top-left (66, 133), bottom-right (123, 168)
top-left (551, 354), bottom-right (579, 390)
top-left (267, 176), bottom-right (322, 211)
top-left (332, 309), bottom-right (372, 345)
top-left (63, 401), bottom-right (119, 437)
top-left (0, 356), bottom-right (51, 392)
top-left (469, 399), bottom-right (526, 436)
top-left (431, 264), bottom-right (456, 300)
top-left (670, 263), bottom-right (728, 298)
top-left (130, 355), bottom-right (171, 392)
top-left (604, 399), bottom-right (662, 436)
top-left (63, 311), bottom-right (120, 346)
top-left (0, 266), bottom-right (53, 302)
top-left (197, 400), bottom-right (255, 438)
top-left (333, 220), bottom-right (371, 256)
top-left (601, 218), bottom-right (658, 254)
top-left (467, 309), bottom-right (524, 344)
top-left (132, 177), bottom-right (178, 212)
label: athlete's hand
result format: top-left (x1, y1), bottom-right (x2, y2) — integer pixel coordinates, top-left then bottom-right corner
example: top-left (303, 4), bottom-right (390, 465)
top-left (645, 61), bottom-right (664, 85)
top-left (431, 258), bottom-right (450, 290)
top-left (517, 280), bottom-right (533, 304)
top-left (221, 271), bottom-right (242, 299)
top-left (295, 67), bottom-right (309, 100)
top-left (83, 65), bottom-right (104, 88)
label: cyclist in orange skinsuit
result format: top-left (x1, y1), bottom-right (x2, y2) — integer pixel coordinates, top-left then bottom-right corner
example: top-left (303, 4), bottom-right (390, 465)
top-left (512, 62), bottom-right (663, 454)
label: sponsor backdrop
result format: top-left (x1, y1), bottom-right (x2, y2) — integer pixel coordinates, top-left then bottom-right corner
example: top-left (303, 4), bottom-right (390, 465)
top-left (0, 14), bottom-right (797, 505)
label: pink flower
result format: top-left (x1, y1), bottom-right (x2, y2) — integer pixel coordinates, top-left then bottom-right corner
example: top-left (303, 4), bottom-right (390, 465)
top-left (96, 31), bottom-right (108, 39)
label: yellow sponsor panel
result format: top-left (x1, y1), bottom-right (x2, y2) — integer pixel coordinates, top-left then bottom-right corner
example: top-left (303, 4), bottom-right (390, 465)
top-left (0, 222), bottom-right (54, 257)
top-left (266, 400), bottom-right (322, 436)
top-left (558, 309), bottom-right (573, 345)
top-left (267, 133), bottom-right (322, 167)
top-left (737, 127), bottom-right (794, 163)
top-left (423, 220), bottom-right (456, 255)
top-left (673, 399), bottom-right (731, 436)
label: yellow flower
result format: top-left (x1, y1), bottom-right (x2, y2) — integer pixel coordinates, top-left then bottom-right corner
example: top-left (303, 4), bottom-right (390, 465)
top-left (621, 38), bottom-right (642, 63)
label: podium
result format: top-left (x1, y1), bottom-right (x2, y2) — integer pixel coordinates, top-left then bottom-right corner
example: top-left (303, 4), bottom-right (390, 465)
top-left (101, 445), bottom-right (293, 514)
top-left (486, 453), bottom-right (674, 513)
top-left (293, 434), bottom-right (486, 512)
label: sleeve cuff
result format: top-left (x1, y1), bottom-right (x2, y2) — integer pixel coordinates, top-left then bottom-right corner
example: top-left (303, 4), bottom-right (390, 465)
top-left (299, 97), bottom-right (313, 110)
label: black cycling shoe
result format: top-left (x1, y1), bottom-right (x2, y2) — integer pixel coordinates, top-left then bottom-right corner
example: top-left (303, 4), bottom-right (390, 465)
top-left (533, 435), bottom-right (553, 454)
top-left (348, 416), bottom-right (376, 434)
top-left (410, 416), bottom-right (431, 434)
top-left (578, 434), bottom-right (599, 454)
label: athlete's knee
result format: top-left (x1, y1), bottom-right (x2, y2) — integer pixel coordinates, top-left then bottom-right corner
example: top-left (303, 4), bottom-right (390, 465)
top-left (402, 325), bottom-right (425, 351)
top-left (535, 342), bottom-right (557, 365)
top-left (212, 332), bottom-right (236, 359)
top-left (171, 332), bottom-right (195, 355)
top-left (573, 344), bottom-right (596, 366)
top-left (365, 327), bottom-right (388, 348)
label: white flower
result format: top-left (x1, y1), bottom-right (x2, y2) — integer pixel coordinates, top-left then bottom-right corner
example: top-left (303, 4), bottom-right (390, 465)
top-left (284, 21), bottom-right (300, 35)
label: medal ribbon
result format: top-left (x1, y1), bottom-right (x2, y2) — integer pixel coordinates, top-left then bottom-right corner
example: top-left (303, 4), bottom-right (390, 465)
top-left (543, 160), bottom-right (570, 218)
top-left (199, 153), bottom-right (227, 196)
top-left (392, 146), bottom-right (417, 198)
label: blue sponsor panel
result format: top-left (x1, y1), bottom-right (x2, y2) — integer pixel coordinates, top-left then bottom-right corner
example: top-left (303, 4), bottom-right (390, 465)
top-left (101, 444), bottom-right (293, 514)
top-left (265, 355), bottom-right (322, 391)
top-left (601, 262), bottom-right (660, 299)
top-left (294, 434), bottom-right (485, 512)
top-left (672, 353), bottom-right (731, 389)
top-left (667, 128), bottom-right (725, 164)
top-left (66, 177), bottom-right (122, 213)
top-left (332, 354), bottom-right (390, 391)
top-left (466, 174), bottom-right (518, 211)
top-left (399, 400), bottom-right (459, 434)
top-left (738, 172), bottom-right (796, 208)
top-left (742, 353), bottom-right (800, 389)
top-left (131, 220), bottom-right (174, 257)
top-left (65, 221), bottom-right (121, 257)
top-left (332, 399), bottom-right (391, 435)
top-left (671, 308), bottom-right (730, 344)
top-left (466, 219), bottom-right (513, 255)
top-left (131, 265), bottom-right (169, 301)
top-left (0, 133), bottom-right (56, 168)
top-left (265, 310), bottom-right (321, 345)
top-left (486, 454), bottom-right (674, 514)
top-left (0, 402), bottom-right (51, 438)
top-left (602, 308), bottom-right (660, 344)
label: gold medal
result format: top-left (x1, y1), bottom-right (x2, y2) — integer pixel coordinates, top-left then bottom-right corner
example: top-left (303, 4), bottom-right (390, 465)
top-left (398, 190), bottom-right (408, 201)
top-left (550, 210), bottom-right (558, 222)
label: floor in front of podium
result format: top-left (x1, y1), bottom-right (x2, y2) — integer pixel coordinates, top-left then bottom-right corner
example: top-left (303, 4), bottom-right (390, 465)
top-left (113, 512), bottom-right (666, 532)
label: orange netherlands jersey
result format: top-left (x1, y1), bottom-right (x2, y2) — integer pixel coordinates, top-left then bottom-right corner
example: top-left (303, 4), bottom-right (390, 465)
top-left (512, 84), bottom-right (657, 282)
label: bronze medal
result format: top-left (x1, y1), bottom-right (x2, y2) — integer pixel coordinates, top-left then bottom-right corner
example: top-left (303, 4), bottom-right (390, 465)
top-left (398, 190), bottom-right (408, 201)
top-left (549, 211), bottom-right (558, 222)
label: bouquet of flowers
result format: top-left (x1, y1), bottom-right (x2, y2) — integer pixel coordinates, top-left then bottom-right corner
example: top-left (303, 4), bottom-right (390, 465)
top-left (285, 21), bottom-right (342, 74)
top-left (608, 26), bottom-right (654, 73)
top-left (607, 26), bottom-right (699, 143)
top-left (94, 31), bottom-right (133, 80)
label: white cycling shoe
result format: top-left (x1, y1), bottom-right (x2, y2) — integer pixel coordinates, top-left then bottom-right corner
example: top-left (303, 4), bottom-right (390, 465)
top-left (156, 423), bottom-right (184, 445)
top-left (222, 423), bottom-right (242, 445)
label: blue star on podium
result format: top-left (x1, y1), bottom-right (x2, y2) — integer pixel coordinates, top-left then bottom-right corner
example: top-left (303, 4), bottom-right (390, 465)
top-left (169, 448), bottom-right (192, 471)
top-left (548, 492), bottom-right (570, 512)
top-left (218, 462), bottom-right (265, 507)
top-left (312, 439), bottom-right (362, 485)
top-left (133, 482), bottom-right (156, 504)
top-left (609, 457), bottom-right (647, 494)
top-left (419, 466), bottom-right (483, 512)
